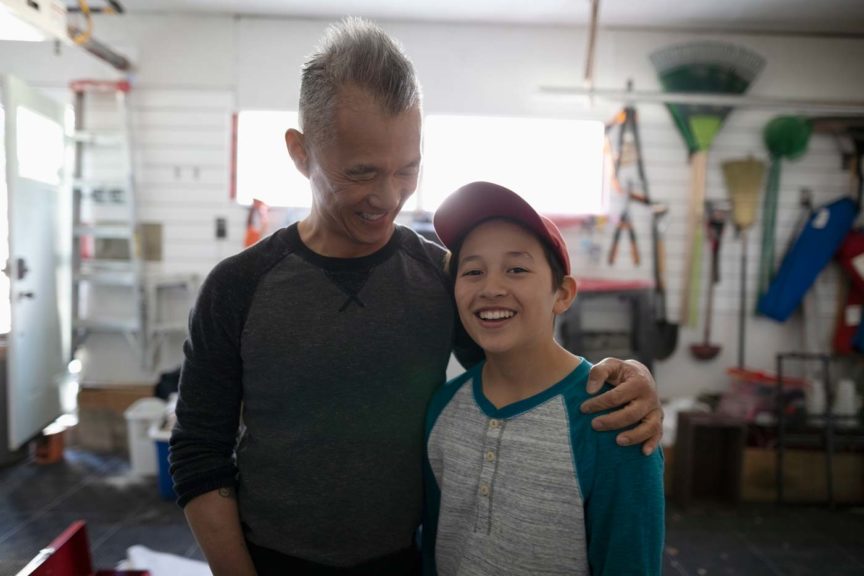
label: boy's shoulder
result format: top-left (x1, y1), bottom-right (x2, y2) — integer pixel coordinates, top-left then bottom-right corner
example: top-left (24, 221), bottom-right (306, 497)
top-left (434, 364), bottom-right (479, 403)
top-left (425, 364), bottom-right (481, 434)
top-left (559, 358), bottom-right (595, 403)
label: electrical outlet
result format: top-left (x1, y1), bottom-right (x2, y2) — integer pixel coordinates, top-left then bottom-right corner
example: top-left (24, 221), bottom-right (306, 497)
top-left (215, 217), bottom-right (227, 239)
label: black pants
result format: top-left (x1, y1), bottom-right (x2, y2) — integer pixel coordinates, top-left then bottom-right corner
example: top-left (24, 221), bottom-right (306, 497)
top-left (247, 541), bottom-right (421, 576)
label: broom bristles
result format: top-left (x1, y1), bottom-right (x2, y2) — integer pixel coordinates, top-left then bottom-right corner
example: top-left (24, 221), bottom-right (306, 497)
top-left (723, 159), bottom-right (766, 231)
top-left (651, 41), bottom-right (766, 84)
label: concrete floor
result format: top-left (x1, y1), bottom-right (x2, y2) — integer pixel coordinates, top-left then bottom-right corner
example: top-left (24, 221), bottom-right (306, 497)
top-left (1, 448), bottom-right (863, 575)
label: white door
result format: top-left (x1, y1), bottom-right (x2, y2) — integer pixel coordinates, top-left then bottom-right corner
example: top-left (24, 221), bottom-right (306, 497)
top-left (2, 75), bottom-right (67, 450)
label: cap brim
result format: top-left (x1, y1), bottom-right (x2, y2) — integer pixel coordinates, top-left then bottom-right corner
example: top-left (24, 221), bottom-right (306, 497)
top-left (433, 181), bottom-right (571, 275)
top-left (433, 181), bottom-right (547, 249)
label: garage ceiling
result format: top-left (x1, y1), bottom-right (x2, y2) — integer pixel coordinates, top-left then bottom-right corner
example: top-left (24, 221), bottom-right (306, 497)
top-left (115, 0), bottom-right (864, 35)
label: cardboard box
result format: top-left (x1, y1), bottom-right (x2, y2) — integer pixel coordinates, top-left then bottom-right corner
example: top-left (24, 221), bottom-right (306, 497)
top-left (72, 384), bottom-right (154, 452)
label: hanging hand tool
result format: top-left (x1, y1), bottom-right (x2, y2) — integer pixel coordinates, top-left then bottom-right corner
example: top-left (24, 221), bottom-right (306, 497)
top-left (606, 104), bottom-right (650, 199)
top-left (606, 103), bottom-right (678, 359)
top-left (722, 157), bottom-right (765, 369)
top-left (651, 41), bottom-right (765, 327)
top-left (691, 200), bottom-right (730, 361)
top-left (607, 186), bottom-right (640, 266)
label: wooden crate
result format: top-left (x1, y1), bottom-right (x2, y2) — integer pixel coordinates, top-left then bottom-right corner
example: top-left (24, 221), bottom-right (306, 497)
top-left (70, 384), bottom-right (154, 452)
top-left (741, 448), bottom-right (864, 503)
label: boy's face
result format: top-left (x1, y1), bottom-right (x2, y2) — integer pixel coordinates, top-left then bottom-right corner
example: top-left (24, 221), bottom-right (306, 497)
top-left (454, 219), bottom-right (574, 357)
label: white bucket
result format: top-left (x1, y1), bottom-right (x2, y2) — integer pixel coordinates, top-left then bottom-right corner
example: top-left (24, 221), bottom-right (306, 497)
top-left (124, 398), bottom-right (167, 476)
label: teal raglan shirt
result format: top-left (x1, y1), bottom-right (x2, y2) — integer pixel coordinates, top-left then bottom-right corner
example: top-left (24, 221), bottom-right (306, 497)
top-left (423, 360), bottom-right (664, 575)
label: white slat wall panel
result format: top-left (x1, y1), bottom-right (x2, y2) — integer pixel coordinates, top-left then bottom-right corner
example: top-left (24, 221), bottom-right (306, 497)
top-left (131, 89), bottom-right (246, 279)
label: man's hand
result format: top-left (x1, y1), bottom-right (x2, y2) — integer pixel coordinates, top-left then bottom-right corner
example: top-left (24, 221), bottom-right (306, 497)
top-left (581, 358), bottom-right (663, 455)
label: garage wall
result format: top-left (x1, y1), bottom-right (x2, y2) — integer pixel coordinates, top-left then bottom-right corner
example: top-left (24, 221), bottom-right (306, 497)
top-left (2, 14), bottom-right (863, 395)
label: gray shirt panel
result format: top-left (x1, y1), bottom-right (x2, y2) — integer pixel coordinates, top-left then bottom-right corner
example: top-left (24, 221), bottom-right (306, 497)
top-left (428, 380), bottom-right (589, 575)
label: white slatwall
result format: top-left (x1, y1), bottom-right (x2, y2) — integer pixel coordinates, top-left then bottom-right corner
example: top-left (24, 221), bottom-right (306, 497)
top-left (133, 89), bottom-right (243, 278)
top-left (7, 15), bottom-right (864, 395)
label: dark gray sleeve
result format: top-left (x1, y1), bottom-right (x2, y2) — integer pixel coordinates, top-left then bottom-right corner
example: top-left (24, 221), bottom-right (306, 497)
top-left (168, 231), bottom-right (290, 507)
top-left (404, 227), bottom-right (484, 370)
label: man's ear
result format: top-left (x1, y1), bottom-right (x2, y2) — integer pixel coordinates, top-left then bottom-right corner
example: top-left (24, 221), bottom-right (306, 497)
top-left (285, 128), bottom-right (310, 178)
top-left (553, 276), bottom-right (578, 315)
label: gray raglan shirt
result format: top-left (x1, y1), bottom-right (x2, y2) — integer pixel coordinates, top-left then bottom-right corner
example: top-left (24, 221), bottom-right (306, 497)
top-left (423, 361), bottom-right (665, 575)
top-left (169, 223), bottom-right (456, 566)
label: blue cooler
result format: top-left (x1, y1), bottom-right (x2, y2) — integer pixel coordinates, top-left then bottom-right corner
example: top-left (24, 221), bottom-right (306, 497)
top-left (149, 425), bottom-right (175, 500)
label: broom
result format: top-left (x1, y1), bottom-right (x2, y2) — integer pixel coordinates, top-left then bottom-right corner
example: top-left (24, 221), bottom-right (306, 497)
top-left (651, 41), bottom-right (765, 327)
top-left (722, 158), bottom-right (765, 368)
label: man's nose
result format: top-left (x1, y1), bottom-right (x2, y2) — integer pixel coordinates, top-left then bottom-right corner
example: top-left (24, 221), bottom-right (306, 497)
top-left (370, 176), bottom-right (405, 211)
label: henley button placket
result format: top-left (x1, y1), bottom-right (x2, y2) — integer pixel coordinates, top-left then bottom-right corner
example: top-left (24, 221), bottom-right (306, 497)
top-left (475, 417), bottom-right (505, 534)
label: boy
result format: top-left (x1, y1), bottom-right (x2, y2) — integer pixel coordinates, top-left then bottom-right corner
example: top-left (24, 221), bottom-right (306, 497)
top-left (423, 182), bottom-right (664, 575)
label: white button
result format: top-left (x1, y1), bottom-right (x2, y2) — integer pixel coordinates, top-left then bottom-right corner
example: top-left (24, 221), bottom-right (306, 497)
top-left (489, 419), bottom-right (499, 429)
top-left (479, 483), bottom-right (490, 496)
top-left (485, 450), bottom-right (496, 462)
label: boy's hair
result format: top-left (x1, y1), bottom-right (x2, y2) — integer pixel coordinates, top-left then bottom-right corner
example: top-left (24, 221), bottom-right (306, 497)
top-left (445, 218), bottom-right (567, 291)
top-left (299, 17), bottom-right (422, 150)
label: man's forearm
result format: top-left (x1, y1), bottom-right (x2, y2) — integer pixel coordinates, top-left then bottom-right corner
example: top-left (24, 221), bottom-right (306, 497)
top-left (184, 487), bottom-right (257, 576)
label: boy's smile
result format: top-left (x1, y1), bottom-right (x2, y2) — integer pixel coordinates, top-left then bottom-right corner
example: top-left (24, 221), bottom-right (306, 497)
top-left (476, 308), bottom-right (516, 322)
top-left (455, 219), bottom-right (570, 357)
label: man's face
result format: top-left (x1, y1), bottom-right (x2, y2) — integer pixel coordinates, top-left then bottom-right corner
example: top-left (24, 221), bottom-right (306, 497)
top-left (303, 86), bottom-right (422, 258)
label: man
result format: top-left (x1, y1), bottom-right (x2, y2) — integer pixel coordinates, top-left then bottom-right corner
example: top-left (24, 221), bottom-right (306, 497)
top-left (170, 17), bottom-right (663, 576)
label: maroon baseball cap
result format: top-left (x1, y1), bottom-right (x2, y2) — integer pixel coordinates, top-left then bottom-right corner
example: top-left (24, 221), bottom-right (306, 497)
top-left (433, 181), bottom-right (571, 275)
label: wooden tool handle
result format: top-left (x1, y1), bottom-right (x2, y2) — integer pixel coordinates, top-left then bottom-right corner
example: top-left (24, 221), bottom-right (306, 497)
top-left (628, 226), bottom-right (640, 266)
top-left (608, 226), bottom-right (622, 265)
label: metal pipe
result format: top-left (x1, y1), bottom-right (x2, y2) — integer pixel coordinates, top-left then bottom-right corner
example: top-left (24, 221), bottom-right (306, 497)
top-left (67, 25), bottom-right (133, 72)
top-left (776, 353), bottom-right (785, 504)
top-left (822, 355), bottom-right (835, 509)
top-left (583, 0), bottom-right (601, 89)
top-left (539, 86), bottom-right (864, 115)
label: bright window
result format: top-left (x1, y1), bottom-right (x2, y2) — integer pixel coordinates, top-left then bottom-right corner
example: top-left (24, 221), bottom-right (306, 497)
top-left (235, 111), bottom-right (606, 216)
top-left (235, 111), bottom-right (310, 207)
top-left (417, 115), bottom-right (606, 216)
top-left (16, 106), bottom-right (64, 185)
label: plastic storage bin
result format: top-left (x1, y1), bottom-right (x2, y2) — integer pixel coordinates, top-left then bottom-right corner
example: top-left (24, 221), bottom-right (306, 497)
top-left (123, 398), bottom-right (167, 476)
top-left (149, 424), bottom-right (175, 500)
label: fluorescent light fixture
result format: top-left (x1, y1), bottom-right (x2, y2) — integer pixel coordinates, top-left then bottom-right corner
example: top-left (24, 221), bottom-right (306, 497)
top-left (0, 3), bottom-right (46, 41)
top-left (0, 0), bottom-right (68, 43)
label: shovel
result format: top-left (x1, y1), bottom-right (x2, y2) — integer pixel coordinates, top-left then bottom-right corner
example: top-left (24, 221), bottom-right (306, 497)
top-left (651, 202), bottom-right (678, 360)
top-left (691, 201), bottom-right (730, 360)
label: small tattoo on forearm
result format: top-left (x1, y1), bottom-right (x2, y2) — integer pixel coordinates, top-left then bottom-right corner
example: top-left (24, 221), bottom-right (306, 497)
top-left (218, 487), bottom-right (235, 499)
